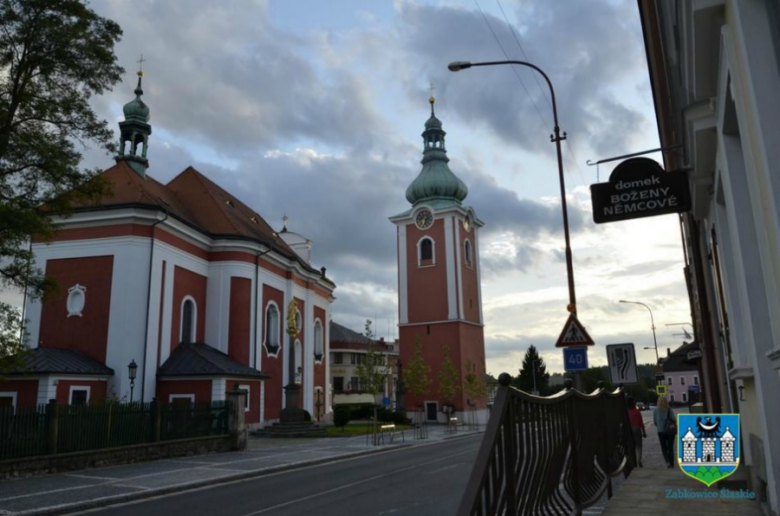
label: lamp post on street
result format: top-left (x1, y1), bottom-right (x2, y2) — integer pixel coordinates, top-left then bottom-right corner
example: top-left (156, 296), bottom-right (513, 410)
top-left (128, 360), bottom-right (138, 403)
top-left (620, 300), bottom-right (659, 363)
top-left (448, 60), bottom-right (578, 315)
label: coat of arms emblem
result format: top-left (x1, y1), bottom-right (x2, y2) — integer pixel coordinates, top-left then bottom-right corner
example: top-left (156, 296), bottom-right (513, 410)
top-left (678, 413), bottom-right (740, 486)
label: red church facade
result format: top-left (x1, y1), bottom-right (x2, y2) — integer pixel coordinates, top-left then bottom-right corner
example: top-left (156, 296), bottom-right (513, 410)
top-left (0, 74), bottom-right (335, 428)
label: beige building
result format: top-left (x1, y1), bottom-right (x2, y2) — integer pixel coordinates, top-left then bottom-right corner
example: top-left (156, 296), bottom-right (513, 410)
top-left (639, 1), bottom-right (780, 513)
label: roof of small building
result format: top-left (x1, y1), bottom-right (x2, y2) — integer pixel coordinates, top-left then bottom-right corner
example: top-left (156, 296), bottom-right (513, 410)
top-left (158, 342), bottom-right (269, 379)
top-left (4, 348), bottom-right (114, 376)
top-left (662, 341), bottom-right (700, 373)
top-left (329, 321), bottom-right (398, 354)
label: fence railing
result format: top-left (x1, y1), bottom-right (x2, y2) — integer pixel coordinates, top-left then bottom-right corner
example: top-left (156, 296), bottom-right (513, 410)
top-left (0, 399), bottom-right (229, 460)
top-left (457, 374), bottom-right (636, 516)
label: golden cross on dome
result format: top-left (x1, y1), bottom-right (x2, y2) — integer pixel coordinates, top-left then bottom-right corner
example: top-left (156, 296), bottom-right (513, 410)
top-left (136, 54), bottom-right (147, 76)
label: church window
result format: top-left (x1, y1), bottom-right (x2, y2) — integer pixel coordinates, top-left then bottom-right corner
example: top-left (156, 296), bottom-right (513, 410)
top-left (314, 320), bottom-right (324, 361)
top-left (418, 237), bottom-right (435, 265)
top-left (265, 303), bottom-right (280, 355)
top-left (464, 239), bottom-right (472, 265)
top-left (180, 297), bottom-right (197, 344)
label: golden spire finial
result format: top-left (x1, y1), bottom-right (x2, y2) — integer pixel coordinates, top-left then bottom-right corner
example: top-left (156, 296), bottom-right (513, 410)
top-left (136, 54), bottom-right (147, 77)
top-left (428, 82), bottom-right (436, 104)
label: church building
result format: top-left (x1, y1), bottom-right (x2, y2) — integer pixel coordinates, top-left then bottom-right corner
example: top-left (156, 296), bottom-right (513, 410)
top-left (389, 97), bottom-right (488, 424)
top-left (0, 70), bottom-right (335, 427)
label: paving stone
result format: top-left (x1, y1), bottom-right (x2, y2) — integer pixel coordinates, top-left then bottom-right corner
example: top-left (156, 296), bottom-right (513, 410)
top-left (0, 473), bottom-right (106, 500)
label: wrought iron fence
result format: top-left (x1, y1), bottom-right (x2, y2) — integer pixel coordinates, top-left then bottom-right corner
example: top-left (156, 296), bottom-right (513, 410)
top-left (457, 374), bottom-right (636, 516)
top-left (0, 399), bottom-right (229, 461)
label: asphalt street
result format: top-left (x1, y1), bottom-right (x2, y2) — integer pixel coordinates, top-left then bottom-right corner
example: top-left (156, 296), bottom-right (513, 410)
top-left (73, 434), bottom-right (482, 516)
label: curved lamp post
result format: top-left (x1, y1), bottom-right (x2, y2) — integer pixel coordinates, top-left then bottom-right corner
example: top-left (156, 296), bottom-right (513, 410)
top-left (449, 60), bottom-right (578, 313)
top-left (620, 300), bottom-right (659, 363)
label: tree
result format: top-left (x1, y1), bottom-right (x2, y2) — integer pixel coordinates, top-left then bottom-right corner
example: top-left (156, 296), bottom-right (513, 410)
top-left (404, 336), bottom-right (431, 438)
top-left (0, 303), bottom-right (27, 379)
top-left (355, 319), bottom-right (387, 444)
top-left (438, 344), bottom-right (460, 408)
top-left (0, 0), bottom-right (123, 314)
top-left (463, 359), bottom-right (487, 429)
top-left (512, 345), bottom-right (549, 394)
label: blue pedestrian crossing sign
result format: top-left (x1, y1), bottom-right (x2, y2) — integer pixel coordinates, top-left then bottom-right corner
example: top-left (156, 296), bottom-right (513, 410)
top-left (563, 347), bottom-right (588, 372)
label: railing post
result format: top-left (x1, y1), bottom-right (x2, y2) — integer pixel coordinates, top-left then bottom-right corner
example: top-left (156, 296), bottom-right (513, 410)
top-left (502, 375), bottom-right (517, 515)
top-left (565, 379), bottom-right (581, 512)
top-left (598, 382), bottom-right (613, 499)
top-left (46, 399), bottom-right (58, 455)
top-left (152, 398), bottom-right (161, 442)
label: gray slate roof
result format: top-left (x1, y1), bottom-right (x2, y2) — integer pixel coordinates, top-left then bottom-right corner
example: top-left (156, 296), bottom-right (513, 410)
top-left (329, 321), bottom-right (374, 345)
top-left (662, 341), bottom-right (700, 373)
top-left (158, 342), bottom-right (268, 379)
top-left (6, 348), bottom-right (114, 376)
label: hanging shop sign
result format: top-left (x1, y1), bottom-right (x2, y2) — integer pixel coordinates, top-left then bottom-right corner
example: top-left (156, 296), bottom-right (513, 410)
top-left (590, 158), bottom-right (691, 224)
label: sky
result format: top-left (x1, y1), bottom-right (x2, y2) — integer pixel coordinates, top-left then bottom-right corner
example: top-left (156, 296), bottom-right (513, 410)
top-left (4, 0), bottom-right (694, 376)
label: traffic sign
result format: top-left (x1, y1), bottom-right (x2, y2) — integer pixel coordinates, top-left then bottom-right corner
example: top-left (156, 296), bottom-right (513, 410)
top-left (606, 343), bottom-right (638, 385)
top-left (563, 347), bottom-right (588, 372)
top-left (555, 314), bottom-right (595, 347)
top-left (656, 384), bottom-right (668, 396)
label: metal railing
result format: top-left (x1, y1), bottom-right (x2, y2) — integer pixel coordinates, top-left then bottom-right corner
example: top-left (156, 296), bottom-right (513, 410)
top-left (457, 374), bottom-right (636, 516)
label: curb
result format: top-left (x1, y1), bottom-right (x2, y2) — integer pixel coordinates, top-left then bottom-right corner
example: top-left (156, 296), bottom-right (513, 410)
top-left (14, 445), bottom-right (408, 516)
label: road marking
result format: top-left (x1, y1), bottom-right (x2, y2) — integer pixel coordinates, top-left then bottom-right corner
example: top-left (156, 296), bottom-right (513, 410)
top-left (238, 448), bottom-right (478, 516)
top-left (425, 463), bottom-right (463, 475)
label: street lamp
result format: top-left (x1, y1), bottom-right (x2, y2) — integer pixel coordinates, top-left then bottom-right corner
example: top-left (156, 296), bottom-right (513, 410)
top-left (128, 359), bottom-right (138, 403)
top-left (619, 300), bottom-right (659, 363)
top-left (449, 60), bottom-right (578, 314)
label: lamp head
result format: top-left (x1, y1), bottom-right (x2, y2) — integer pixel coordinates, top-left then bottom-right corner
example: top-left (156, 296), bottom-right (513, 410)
top-left (448, 61), bottom-right (472, 72)
top-left (128, 359), bottom-right (138, 381)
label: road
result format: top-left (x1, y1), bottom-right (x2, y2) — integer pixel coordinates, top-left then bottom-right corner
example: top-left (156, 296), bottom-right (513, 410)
top-left (74, 434), bottom-right (482, 516)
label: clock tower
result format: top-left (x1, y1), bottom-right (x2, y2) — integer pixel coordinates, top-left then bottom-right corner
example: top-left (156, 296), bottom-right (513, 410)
top-left (390, 97), bottom-right (487, 424)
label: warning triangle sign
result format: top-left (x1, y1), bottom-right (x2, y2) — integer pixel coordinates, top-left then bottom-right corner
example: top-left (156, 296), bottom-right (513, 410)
top-left (555, 313), bottom-right (594, 347)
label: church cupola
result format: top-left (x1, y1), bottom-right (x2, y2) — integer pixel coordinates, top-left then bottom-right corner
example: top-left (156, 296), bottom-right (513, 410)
top-left (116, 60), bottom-right (152, 177)
top-left (405, 96), bottom-right (468, 208)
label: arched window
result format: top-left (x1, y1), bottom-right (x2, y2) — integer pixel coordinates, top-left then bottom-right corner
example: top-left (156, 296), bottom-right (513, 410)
top-left (180, 297), bottom-right (197, 344)
top-left (313, 320), bottom-right (324, 361)
top-left (418, 237), bottom-right (435, 265)
top-left (464, 239), bottom-right (472, 265)
top-left (264, 303), bottom-right (280, 355)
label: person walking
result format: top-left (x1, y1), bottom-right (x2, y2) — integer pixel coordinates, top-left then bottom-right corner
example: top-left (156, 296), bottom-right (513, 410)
top-left (626, 397), bottom-right (646, 467)
top-left (653, 396), bottom-right (676, 468)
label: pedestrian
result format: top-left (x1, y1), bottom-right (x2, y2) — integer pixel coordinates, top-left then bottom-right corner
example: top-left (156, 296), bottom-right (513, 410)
top-left (653, 396), bottom-right (676, 468)
top-left (626, 396), bottom-right (646, 467)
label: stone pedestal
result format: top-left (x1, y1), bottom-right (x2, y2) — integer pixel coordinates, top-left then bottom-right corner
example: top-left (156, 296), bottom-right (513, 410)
top-left (280, 383), bottom-right (307, 423)
top-left (226, 389), bottom-right (247, 451)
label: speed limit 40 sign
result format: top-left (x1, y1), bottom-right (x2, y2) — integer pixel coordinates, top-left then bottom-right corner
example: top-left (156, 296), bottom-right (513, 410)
top-left (563, 347), bottom-right (588, 372)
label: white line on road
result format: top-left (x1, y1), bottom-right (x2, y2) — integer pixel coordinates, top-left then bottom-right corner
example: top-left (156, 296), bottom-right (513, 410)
top-left (238, 448), bottom-right (478, 516)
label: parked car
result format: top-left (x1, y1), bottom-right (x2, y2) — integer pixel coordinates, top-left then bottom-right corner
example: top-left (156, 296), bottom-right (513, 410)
top-left (636, 402), bottom-right (646, 410)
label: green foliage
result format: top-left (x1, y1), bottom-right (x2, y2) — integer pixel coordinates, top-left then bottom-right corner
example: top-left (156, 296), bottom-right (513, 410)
top-left (333, 406), bottom-right (350, 429)
top-left (512, 345), bottom-right (549, 393)
top-left (355, 320), bottom-right (387, 399)
top-left (0, 302), bottom-right (28, 379)
top-left (404, 336), bottom-right (431, 406)
top-left (0, 0), bottom-right (122, 303)
top-left (438, 345), bottom-right (460, 404)
top-left (463, 359), bottom-right (487, 403)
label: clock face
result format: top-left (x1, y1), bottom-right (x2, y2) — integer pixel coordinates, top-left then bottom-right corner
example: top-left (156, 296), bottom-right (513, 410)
top-left (415, 209), bottom-right (433, 230)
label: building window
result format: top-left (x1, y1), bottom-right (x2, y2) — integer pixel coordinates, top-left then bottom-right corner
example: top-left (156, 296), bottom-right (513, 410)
top-left (265, 303), bottom-right (280, 355)
top-left (180, 297), bottom-right (197, 344)
top-left (464, 239), bottom-right (472, 265)
top-left (333, 377), bottom-right (344, 392)
top-left (682, 392), bottom-right (688, 402)
top-left (295, 309), bottom-right (302, 333)
top-left (680, 377), bottom-right (686, 386)
top-left (334, 352), bottom-right (343, 364)
top-left (314, 320), bottom-right (324, 361)
top-left (0, 392), bottom-right (17, 413)
top-left (350, 377), bottom-right (360, 391)
top-left (694, 376), bottom-right (699, 385)
top-left (69, 386), bottom-right (90, 406)
top-left (169, 394), bottom-right (194, 406)
top-left (418, 237), bottom-right (435, 266)
top-left (667, 377), bottom-right (673, 385)
top-left (239, 384), bottom-right (250, 413)
top-left (351, 353), bottom-right (359, 365)
top-left (670, 395), bottom-right (675, 403)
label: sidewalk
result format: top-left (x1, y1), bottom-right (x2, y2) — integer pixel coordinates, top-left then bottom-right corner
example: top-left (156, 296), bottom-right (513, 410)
top-left (0, 424), bottom-right (482, 516)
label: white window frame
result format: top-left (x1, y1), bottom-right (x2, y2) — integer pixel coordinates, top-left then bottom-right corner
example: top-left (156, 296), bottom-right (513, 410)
top-left (238, 384), bottom-right (251, 413)
top-left (417, 236), bottom-right (436, 266)
top-left (313, 319), bottom-right (324, 363)
top-left (169, 394), bottom-right (195, 404)
top-left (464, 238), bottom-right (472, 266)
top-left (264, 301), bottom-right (281, 358)
top-left (179, 295), bottom-right (198, 344)
top-left (0, 392), bottom-right (18, 412)
top-left (69, 386), bottom-right (91, 405)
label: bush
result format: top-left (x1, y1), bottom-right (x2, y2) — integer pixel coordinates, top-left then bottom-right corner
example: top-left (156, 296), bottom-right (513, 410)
top-left (334, 406), bottom-right (350, 429)
top-left (391, 411), bottom-right (409, 425)
top-left (350, 404), bottom-right (373, 420)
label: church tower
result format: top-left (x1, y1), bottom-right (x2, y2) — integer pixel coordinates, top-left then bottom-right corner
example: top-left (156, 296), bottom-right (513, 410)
top-left (390, 97), bottom-right (487, 423)
top-left (115, 67), bottom-right (152, 177)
